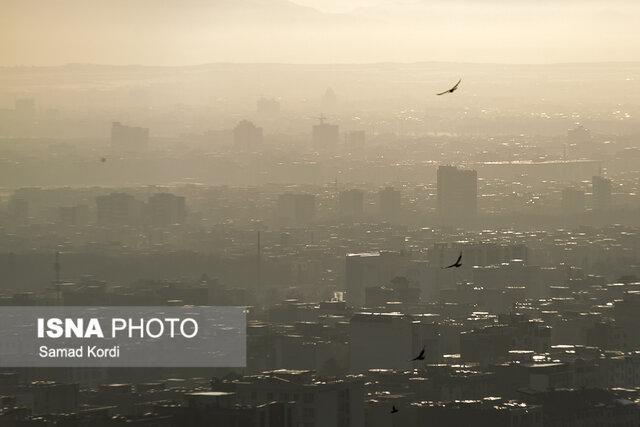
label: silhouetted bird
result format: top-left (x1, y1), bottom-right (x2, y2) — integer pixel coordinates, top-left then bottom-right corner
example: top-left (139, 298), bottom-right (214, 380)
top-left (100, 157), bottom-right (107, 163)
top-left (410, 347), bottom-right (425, 361)
top-left (390, 405), bottom-right (399, 414)
top-left (437, 78), bottom-right (462, 95)
top-left (443, 252), bottom-right (463, 269)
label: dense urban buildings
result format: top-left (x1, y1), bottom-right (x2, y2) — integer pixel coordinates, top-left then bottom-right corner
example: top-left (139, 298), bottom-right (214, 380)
top-left (1, 18), bottom-right (640, 427)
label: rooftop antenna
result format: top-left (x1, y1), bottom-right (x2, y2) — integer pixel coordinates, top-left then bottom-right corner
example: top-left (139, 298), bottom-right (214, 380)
top-left (256, 230), bottom-right (261, 289)
top-left (53, 251), bottom-right (61, 304)
top-left (54, 251), bottom-right (60, 284)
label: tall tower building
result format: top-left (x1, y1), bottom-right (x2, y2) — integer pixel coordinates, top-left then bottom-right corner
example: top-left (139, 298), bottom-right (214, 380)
top-left (233, 120), bottom-right (263, 151)
top-left (147, 192), bottom-right (187, 226)
top-left (592, 176), bottom-right (612, 212)
top-left (378, 187), bottom-right (401, 221)
top-left (339, 189), bottom-right (364, 218)
top-left (96, 192), bottom-right (142, 225)
top-left (312, 115), bottom-right (339, 149)
top-left (436, 165), bottom-right (478, 223)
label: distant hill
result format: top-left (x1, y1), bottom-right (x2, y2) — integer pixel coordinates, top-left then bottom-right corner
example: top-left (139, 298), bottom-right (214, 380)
top-left (4, 0), bottom-right (330, 27)
top-left (2, 0), bottom-right (638, 65)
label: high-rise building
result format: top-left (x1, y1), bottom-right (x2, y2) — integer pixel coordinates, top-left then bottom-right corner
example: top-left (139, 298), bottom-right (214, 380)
top-left (613, 293), bottom-right (640, 348)
top-left (338, 189), bottom-right (364, 218)
top-left (592, 176), bottom-right (612, 212)
top-left (58, 205), bottom-right (89, 226)
top-left (147, 192), bottom-right (187, 226)
top-left (436, 165), bottom-right (477, 223)
top-left (276, 193), bottom-right (316, 225)
top-left (312, 116), bottom-right (339, 149)
top-left (561, 187), bottom-right (585, 215)
top-left (345, 251), bottom-right (406, 307)
top-left (96, 192), bottom-right (141, 225)
top-left (110, 121), bottom-right (149, 152)
top-left (378, 187), bottom-right (401, 221)
top-left (345, 130), bottom-right (365, 146)
top-left (346, 253), bottom-right (382, 307)
top-left (349, 312), bottom-right (415, 372)
top-left (233, 120), bottom-right (263, 151)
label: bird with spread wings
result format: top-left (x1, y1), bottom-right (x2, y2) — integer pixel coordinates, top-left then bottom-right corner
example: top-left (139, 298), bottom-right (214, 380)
top-left (437, 78), bottom-right (462, 95)
top-left (410, 347), bottom-right (426, 361)
top-left (443, 252), bottom-right (463, 269)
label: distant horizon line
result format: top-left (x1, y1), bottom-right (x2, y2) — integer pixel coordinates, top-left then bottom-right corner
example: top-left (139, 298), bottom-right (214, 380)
top-left (1, 60), bottom-right (640, 69)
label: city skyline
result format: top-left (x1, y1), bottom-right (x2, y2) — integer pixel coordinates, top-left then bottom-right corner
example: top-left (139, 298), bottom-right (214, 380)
top-left (1, 1), bottom-right (640, 425)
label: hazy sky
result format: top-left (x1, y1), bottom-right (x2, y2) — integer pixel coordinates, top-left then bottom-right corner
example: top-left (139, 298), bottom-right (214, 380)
top-left (2, 0), bottom-right (639, 65)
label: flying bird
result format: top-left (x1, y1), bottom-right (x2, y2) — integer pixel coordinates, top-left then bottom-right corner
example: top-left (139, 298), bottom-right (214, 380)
top-left (390, 405), bottom-right (399, 414)
top-left (443, 252), bottom-right (463, 269)
top-left (437, 78), bottom-right (462, 96)
top-left (100, 157), bottom-right (107, 163)
top-left (410, 347), bottom-right (425, 361)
